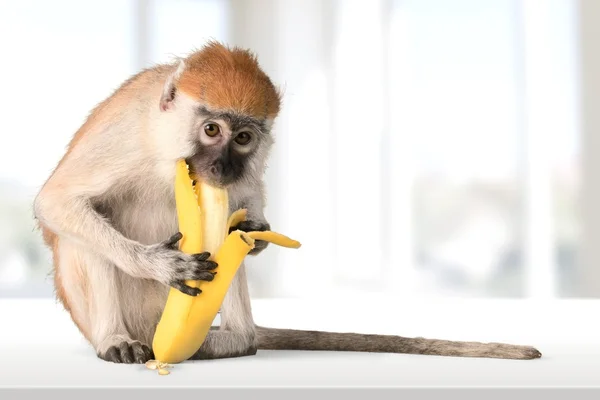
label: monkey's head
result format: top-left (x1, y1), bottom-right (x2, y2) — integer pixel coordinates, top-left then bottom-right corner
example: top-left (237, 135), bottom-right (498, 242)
top-left (159, 41), bottom-right (281, 188)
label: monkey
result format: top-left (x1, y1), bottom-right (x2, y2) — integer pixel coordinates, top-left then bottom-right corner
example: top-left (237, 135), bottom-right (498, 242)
top-left (33, 41), bottom-right (542, 364)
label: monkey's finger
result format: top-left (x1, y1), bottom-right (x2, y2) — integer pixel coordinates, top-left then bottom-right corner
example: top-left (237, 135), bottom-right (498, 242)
top-left (142, 344), bottom-right (154, 361)
top-left (192, 252), bottom-right (211, 261)
top-left (119, 341), bottom-right (134, 364)
top-left (198, 260), bottom-right (218, 270)
top-left (172, 281), bottom-right (201, 296)
top-left (192, 271), bottom-right (216, 282)
top-left (131, 342), bottom-right (152, 364)
top-left (164, 232), bottom-right (183, 248)
top-left (103, 346), bottom-right (121, 363)
top-left (231, 220), bottom-right (270, 233)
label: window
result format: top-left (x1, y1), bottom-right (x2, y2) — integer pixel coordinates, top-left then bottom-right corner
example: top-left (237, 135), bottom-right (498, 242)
top-left (242, 0), bottom-right (588, 300)
top-left (0, 0), bottom-right (594, 300)
top-left (0, 0), bottom-right (228, 297)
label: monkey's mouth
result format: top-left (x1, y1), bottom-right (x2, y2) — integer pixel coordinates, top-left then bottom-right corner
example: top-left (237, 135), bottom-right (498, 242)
top-left (184, 158), bottom-right (237, 189)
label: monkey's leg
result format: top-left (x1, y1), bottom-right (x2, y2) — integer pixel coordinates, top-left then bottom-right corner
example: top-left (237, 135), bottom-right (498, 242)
top-left (189, 263), bottom-right (257, 360)
top-left (55, 238), bottom-right (153, 364)
top-left (255, 327), bottom-right (542, 360)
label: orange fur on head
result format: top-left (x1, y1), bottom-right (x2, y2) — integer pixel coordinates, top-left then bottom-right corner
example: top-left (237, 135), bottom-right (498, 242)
top-left (178, 41), bottom-right (281, 119)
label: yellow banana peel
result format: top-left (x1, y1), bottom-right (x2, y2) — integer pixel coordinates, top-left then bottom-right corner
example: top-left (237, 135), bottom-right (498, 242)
top-left (151, 159), bottom-right (301, 365)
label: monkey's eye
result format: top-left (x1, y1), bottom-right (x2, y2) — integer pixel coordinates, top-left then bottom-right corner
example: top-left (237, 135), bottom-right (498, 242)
top-left (204, 123), bottom-right (220, 137)
top-left (235, 132), bottom-right (252, 145)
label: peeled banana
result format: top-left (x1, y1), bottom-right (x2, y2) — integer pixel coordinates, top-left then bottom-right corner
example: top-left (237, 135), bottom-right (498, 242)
top-left (151, 159), bottom-right (300, 365)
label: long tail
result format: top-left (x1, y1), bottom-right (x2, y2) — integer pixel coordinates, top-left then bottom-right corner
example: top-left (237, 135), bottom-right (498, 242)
top-left (255, 326), bottom-right (542, 360)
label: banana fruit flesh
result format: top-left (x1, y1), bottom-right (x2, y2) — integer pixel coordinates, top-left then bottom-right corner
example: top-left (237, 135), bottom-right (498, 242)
top-left (151, 160), bottom-right (300, 365)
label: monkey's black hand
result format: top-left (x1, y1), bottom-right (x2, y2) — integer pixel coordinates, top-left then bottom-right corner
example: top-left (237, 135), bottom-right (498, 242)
top-left (145, 232), bottom-right (218, 296)
top-left (229, 220), bottom-right (270, 255)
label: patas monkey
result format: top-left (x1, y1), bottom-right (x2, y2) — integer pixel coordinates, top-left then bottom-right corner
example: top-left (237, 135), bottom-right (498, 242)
top-left (34, 42), bottom-right (541, 363)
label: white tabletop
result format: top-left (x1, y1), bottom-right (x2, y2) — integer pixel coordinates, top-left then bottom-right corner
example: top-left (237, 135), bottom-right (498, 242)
top-left (0, 296), bottom-right (598, 397)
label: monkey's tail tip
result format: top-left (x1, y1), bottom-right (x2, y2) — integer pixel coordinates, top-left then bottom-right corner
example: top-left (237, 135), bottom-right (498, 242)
top-left (523, 347), bottom-right (542, 360)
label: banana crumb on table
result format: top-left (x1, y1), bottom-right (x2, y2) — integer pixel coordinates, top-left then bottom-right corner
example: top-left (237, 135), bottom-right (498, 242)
top-left (145, 360), bottom-right (173, 376)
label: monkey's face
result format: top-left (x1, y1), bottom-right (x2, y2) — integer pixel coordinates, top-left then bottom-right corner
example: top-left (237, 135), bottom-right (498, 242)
top-left (185, 106), bottom-right (273, 188)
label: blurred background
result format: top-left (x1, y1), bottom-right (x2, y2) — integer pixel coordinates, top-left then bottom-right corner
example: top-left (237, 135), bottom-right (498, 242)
top-left (0, 0), bottom-right (598, 300)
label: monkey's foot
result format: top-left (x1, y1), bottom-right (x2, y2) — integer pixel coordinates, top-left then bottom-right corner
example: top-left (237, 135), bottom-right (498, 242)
top-left (97, 337), bottom-right (154, 364)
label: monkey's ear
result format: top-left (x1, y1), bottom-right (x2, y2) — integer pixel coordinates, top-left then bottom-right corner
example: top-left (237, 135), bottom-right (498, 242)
top-left (160, 59), bottom-right (186, 112)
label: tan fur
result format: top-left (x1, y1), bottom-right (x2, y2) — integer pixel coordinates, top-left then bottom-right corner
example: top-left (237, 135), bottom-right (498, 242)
top-left (35, 65), bottom-right (172, 342)
top-left (48, 66), bottom-right (171, 175)
top-left (178, 41), bottom-right (281, 119)
top-left (40, 226), bottom-right (92, 342)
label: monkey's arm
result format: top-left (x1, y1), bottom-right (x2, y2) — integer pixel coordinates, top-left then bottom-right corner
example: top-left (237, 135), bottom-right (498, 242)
top-left (228, 180), bottom-right (271, 255)
top-left (35, 143), bottom-right (131, 261)
top-left (34, 136), bottom-right (215, 291)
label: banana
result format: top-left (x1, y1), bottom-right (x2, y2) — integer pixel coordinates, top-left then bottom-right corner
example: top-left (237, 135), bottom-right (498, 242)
top-left (150, 159), bottom-right (300, 365)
